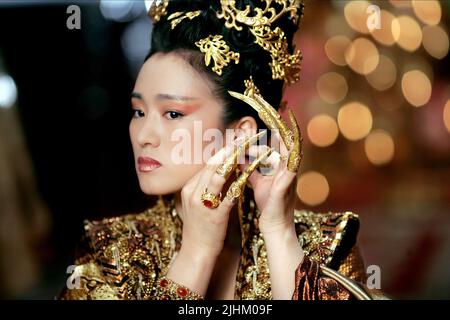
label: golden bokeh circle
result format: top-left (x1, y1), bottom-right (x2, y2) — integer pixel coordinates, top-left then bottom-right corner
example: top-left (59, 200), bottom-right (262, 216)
top-left (366, 55), bottom-right (397, 91)
top-left (391, 15), bottom-right (423, 52)
top-left (345, 37), bottom-right (380, 75)
top-left (338, 102), bottom-right (373, 141)
top-left (325, 35), bottom-right (352, 66)
top-left (370, 10), bottom-right (396, 46)
top-left (316, 72), bottom-right (348, 104)
top-left (444, 100), bottom-right (450, 133)
top-left (389, 0), bottom-right (411, 8)
top-left (401, 70), bottom-right (432, 107)
top-left (307, 114), bottom-right (339, 147)
top-left (297, 171), bottom-right (330, 206)
top-left (344, 0), bottom-right (372, 34)
top-left (364, 129), bottom-right (395, 165)
top-left (422, 25), bottom-right (449, 60)
top-left (412, 0), bottom-right (441, 26)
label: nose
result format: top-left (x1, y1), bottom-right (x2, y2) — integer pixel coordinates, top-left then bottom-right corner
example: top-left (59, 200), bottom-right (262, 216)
top-left (136, 111), bottom-right (161, 148)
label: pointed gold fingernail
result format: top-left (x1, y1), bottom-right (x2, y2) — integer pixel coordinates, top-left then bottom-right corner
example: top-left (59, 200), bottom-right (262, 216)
top-left (217, 131), bottom-right (267, 180)
top-left (287, 109), bottom-right (302, 173)
top-left (225, 148), bottom-right (273, 203)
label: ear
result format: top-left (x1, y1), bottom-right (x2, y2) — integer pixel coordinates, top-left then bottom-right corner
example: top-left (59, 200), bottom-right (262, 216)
top-left (229, 116), bottom-right (258, 139)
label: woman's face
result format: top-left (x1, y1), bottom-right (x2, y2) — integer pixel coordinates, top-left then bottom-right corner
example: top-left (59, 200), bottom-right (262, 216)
top-left (129, 52), bottom-right (225, 195)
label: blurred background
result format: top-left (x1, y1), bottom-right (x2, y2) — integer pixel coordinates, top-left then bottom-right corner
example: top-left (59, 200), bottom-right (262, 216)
top-left (0, 0), bottom-right (449, 299)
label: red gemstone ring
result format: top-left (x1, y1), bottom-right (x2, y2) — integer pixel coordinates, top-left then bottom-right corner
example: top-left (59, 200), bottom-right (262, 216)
top-left (200, 188), bottom-right (222, 209)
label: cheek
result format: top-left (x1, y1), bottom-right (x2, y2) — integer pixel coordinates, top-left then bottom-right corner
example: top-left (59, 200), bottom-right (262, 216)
top-left (129, 120), bottom-right (139, 147)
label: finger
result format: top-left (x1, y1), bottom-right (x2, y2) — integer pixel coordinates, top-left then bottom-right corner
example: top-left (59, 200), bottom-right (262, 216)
top-left (226, 148), bottom-right (273, 203)
top-left (195, 143), bottom-right (235, 198)
top-left (273, 166), bottom-right (298, 196)
top-left (217, 195), bottom-right (237, 213)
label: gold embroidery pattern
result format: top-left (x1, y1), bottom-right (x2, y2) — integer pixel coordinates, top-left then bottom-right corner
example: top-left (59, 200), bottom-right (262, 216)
top-left (234, 197), bottom-right (359, 299)
top-left (81, 197), bottom-right (181, 299)
top-left (294, 210), bottom-right (359, 265)
top-left (59, 196), bottom-right (359, 300)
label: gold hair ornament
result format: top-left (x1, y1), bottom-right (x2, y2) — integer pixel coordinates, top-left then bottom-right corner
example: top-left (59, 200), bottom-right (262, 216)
top-left (217, 0), bottom-right (304, 85)
top-left (216, 0), bottom-right (301, 30)
top-left (195, 35), bottom-right (240, 76)
top-left (168, 10), bottom-right (202, 29)
top-left (148, 0), bottom-right (170, 23)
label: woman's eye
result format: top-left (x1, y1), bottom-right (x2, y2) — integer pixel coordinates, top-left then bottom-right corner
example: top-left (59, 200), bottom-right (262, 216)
top-left (164, 111), bottom-right (184, 120)
top-left (132, 109), bottom-right (145, 118)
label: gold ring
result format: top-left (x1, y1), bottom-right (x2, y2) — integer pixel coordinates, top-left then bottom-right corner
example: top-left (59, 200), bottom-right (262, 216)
top-left (201, 188), bottom-right (221, 209)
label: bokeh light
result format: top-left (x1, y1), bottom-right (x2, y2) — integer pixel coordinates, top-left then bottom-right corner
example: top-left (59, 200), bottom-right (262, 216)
top-left (316, 72), bottom-right (348, 104)
top-left (338, 102), bottom-right (373, 141)
top-left (325, 14), bottom-right (354, 38)
top-left (444, 100), bottom-right (450, 133)
top-left (345, 37), bottom-right (380, 75)
top-left (121, 17), bottom-right (152, 76)
top-left (412, 0), bottom-right (441, 26)
top-left (370, 9), bottom-right (396, 46)
top-left (392, 15), bottom-right (423, 52)
top-left (99, 0), bottom-right (139, 22)
top-left (307, 114), bottom-right (339, 147)
top-left (422, 25), bottom-right (449, 60)
top-left (364, 129), bottom-right (395, 165)
top-left (324, 35), bottom-right (351, 66)
top-left (401, 70), bottom-right (432, 107)
top-left (0, 74), bottom-right (18, 109)
top-left (344, 1), bottom-right (372, 34)
top-left (366, 54), bottom-right (397, 91)
top-left (389, 0), bottom-right (411, 8)
top-left (297, 171), bottom-right (330, 206)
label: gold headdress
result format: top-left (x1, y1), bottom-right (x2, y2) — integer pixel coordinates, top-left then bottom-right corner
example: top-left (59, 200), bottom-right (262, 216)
top-left (216, 0), bottom-right (303, 85)
top-left (149, 0), bottom-right (304, 85)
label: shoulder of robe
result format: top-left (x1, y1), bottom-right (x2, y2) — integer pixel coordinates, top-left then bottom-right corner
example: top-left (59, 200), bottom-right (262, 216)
top-left (293, 210), bottom-right (360, 270)
top-left (60, 198), bottom-right (181, 299)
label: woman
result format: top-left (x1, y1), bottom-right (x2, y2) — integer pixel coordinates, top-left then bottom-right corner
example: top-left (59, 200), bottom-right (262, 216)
top-left (59, 0), bottom-right (384, 300)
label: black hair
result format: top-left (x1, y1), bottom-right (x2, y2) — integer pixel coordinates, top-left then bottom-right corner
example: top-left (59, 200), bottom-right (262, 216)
top-left (146, 0), bottom-right (303, 130)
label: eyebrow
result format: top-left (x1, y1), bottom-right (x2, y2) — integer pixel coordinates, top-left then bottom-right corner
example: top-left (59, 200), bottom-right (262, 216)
top-left (131, 92), bottom-right (198, 102)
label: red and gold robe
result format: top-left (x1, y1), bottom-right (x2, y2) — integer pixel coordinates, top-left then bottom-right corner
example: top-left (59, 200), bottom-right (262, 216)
top-left (58, 196), bottom-right (386, 300)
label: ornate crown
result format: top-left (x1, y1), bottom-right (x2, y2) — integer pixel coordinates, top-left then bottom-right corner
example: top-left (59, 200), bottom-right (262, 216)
top-left (149, 0), bottom-right (304, 86)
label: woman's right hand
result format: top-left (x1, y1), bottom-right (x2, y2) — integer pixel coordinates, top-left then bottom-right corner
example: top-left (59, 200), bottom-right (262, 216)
top-left (177, 131), bottom-right (270, 257)
top-left (166, 132), bottom-right (271, 295)
top-left (177, 141), bottom-right (238, 258)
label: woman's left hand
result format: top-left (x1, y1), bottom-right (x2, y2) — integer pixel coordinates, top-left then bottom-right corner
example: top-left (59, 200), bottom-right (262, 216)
top-left (228, 89), bottom-right (303, 236)
top-left (229, 86), bottom-right (304, 299)
top-left (242, 136), bottom-right (298, 235)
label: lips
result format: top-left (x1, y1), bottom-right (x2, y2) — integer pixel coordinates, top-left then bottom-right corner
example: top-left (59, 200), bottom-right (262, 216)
top-left (137, 156), bottom-right (162, 173)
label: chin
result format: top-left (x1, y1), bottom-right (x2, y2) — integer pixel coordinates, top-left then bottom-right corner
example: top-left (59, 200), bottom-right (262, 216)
top-left (137, 175), bottom-right (181, 196)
